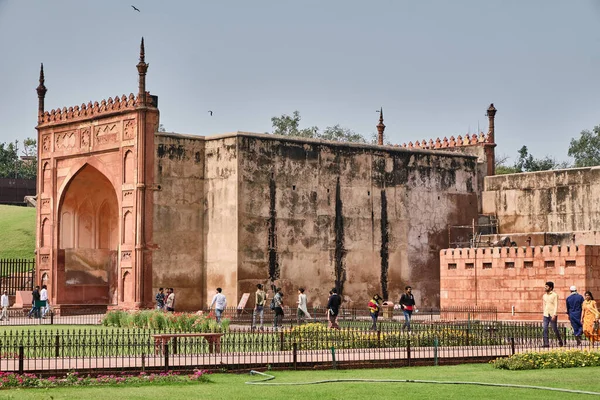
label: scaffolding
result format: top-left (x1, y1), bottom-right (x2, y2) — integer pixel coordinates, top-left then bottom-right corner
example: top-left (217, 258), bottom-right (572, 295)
top-left (448, 216), bottom-right (498, 248)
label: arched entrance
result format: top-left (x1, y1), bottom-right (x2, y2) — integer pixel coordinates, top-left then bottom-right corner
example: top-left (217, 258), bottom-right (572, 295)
top-left (57, 165), bottom-right (119, 305)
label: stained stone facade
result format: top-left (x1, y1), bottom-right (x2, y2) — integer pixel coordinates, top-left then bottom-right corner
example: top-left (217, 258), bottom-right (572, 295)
top-left (35, 40), bottom-right (496, 312)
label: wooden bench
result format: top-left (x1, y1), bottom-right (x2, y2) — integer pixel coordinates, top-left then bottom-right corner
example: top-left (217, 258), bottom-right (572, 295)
top-left (152, 333), bottom-right (224, 355)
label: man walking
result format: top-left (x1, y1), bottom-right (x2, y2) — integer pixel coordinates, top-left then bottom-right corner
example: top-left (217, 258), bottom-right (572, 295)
top-left (40, 285), bottom-right (49, 318)
top-left (327, 288), bottom-right (341, 330)
top-left (542, 281), bottom-right (564, 348)
top-left (28, 286), bottom-right (41, 319)
top-left (566, 285), bottom-right (584, 345)
top-left (209, 288), bottom-right (227, 323)
top-left (165, 288), bottom-right (175, 312)
top-left (252, 284), bottom-right (267, 330)
top-left (0, 290), bottom-right (9, 321)
top-left (272, 288), bottom-right (284, 331)
top-left (399, 286), bottom-right (416, 331)
top-left (155, 287), bottom-right (165, 310)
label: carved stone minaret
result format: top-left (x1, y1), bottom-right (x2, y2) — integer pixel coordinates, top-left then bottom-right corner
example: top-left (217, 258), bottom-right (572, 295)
top-left (36, 63), bottom-right (47, 121)
top-left (377, 107), bottom-right (385, 145)
top-left (486, 103), bottom-right (497, 143)
top-left (136, 38), bottom-right (148, 107)
top-left (485, 103), bottom-right (497, 176)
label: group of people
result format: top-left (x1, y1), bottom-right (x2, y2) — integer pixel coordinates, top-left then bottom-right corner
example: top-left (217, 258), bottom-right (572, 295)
top-left (27, 285), bottom-right (50, 319)
top-left (368, 286), bottom-right (417, 331)
top-left (154, 287), bottom-right (176, 312)
top-left (543, 281), bottom-right (600, 347)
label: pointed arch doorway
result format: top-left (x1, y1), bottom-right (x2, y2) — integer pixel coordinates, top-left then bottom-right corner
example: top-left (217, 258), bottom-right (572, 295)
top-left (57, 165), bottom-right (119, 305)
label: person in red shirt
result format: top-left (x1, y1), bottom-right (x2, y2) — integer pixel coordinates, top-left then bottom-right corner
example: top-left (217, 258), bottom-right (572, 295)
top-left (399, 286), bottom-right (416, 331)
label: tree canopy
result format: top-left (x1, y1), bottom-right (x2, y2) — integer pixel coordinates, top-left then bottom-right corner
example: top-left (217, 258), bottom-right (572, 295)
top-left (568, 125), bottom-right (600, 167)
top-left (271, 111), bottom-right (366, 143)
top-left (496, 146), bottom-right (569, 175)
top-left (0, 139), bottom-right (37, 180)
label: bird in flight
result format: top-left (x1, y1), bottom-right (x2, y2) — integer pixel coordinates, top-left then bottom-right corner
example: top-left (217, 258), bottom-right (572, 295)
top-left (131, 5), bottom-right (140, 12)
top-left (208, 111), bottom-right (213, 116)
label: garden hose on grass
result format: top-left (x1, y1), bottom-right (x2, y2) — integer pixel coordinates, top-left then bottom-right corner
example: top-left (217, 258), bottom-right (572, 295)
top-left (246, 370), bottom-right (600, 396)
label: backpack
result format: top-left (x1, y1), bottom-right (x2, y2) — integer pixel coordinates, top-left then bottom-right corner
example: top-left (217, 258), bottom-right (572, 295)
top-left (269, 297), bottom-right (276, 310)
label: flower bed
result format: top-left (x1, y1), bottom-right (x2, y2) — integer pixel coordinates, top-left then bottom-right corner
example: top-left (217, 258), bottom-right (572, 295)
top-left (492, 349), bottom-right (600, 370)
top-left (102, 310), bottom-right (230, 332)
top-left (284, 323), bottom-right (504, 350)
top-left (0, 370), bottom-right (210, 389)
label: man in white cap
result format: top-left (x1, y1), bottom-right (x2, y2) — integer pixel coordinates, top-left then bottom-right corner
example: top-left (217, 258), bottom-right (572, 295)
top-left (566, 285), bottom-right (584, 345)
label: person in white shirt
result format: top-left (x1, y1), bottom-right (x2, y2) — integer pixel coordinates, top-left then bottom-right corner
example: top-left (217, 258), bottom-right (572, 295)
top-left (0, 290), bottom-right (9, 321)
top-left (209, 288), bottom-right (227, 323)
top-left (296, 288), bottom-right (311, 323)
top-left (40, 285), bottom-right (49, 318)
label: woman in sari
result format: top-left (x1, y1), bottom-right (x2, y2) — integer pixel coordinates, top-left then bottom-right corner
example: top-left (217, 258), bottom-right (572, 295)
top-left (581, 291), bottom-right (600, 345)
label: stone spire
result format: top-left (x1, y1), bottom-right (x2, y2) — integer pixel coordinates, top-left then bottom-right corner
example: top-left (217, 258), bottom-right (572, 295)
top-left (136, 37), bottom-right (148, 107)
top-left (36, 63), bottom-right (47, 119)
top-left (377, 107), bottom-right (386, 145)
top-left (486, 103), bottom-right (497, 143)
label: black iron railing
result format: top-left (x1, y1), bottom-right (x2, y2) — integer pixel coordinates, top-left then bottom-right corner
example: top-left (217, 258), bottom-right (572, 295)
top-left (0, 320), bottom-right (577, 374)
top-left (0, 259), bottom-right (34, 295)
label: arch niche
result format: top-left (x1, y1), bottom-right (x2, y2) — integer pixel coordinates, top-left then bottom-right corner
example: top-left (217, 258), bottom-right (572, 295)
top-left (57, 165), bottom-right (119, 305)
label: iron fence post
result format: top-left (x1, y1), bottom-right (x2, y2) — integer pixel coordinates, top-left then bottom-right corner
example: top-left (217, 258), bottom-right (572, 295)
top-left (55, 334), bottom-right (60, 357)
top-left (164, 342), bottom-right (169, 372)
top-left (18, 345), bottom-right (24, 374)
top-left (407, 338), bottom-right (411, 367)
top-left (292, 342), bottom-right (297, 370)
top-left (510, 337), bottom-right (515, 355)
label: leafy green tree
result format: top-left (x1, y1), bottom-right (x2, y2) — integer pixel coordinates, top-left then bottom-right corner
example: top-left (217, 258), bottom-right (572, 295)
top-left (320, 124), bottom-right (366, 143)
top-left (0, 139), bottom-right (37, 179)
top-left (496, 146), bottom-right (569, 175)
top-left (568, 125), bottom-right (600, 167)
top-left (514, 146), bottom-right (569, 172)
top-left (271, 111), bottom-right (365, 143)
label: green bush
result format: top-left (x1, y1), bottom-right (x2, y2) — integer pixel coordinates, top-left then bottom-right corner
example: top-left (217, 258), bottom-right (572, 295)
top-left (102, 310), bottom-right (229, 333)
top-left (283, 323), bottom-right (504, 350)
top-left (493, 349), bottom-right (600, 370)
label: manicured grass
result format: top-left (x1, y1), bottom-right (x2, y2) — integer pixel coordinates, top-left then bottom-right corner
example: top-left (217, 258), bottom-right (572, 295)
top-left (0, 364), bottom-right (598, 399)
top-left (0, 205), bottom-right (36, 259)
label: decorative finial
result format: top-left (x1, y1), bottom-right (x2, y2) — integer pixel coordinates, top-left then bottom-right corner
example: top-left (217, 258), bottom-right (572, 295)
top-left (486, 103), bottom-right (496, 143)
top-left (139, 37), bottom-right (145, 63)
top-left (376, 107), bottom-right (386, 145)
top-left (136, 38), bottom-right (149, 107)
top-left (36, 63), bottom-right (47, 120)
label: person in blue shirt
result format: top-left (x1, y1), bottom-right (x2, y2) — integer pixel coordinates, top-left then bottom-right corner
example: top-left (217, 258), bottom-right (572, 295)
top-left (566, 285), bottom-right (585, 345)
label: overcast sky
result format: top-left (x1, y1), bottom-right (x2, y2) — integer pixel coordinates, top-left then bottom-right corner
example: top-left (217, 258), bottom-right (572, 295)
top-left (1, 0), bottom-right (600, 164)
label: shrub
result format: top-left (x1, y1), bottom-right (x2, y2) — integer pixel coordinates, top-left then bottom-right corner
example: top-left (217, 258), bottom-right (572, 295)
top-left (493, 349), bottom-right (600, 370)
top-left (102, 310), bottom-right (229, 333)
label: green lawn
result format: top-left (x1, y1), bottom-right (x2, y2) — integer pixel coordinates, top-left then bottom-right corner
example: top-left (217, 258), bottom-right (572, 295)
top-left (0, 205), bottom-right (36, 259)
top-left (0, 364), bottom-right (598, 399)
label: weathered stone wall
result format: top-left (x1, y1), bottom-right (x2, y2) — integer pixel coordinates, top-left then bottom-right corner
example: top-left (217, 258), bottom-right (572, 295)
top-left (483, 167), bottom-right (600, 234)
top-left (152, 133), bottom-right (205, 310)
top-left (203, 136), bottom-right (239, 307)
top-left (234, 133), bottom-right (479, 309)
top-left (440, 245), bottom-right (600, 320)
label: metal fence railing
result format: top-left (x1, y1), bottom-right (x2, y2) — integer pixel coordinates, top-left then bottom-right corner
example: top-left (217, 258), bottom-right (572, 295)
top-left (0, 259), bottom-right (35, 295)
top-left (0, 320), bottom-right (578, 374)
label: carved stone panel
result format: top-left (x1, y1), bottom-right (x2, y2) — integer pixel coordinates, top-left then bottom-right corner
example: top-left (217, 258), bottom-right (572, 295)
top-left (80, 127), bottom-right (91, 147)
top-left (123, 119), bottom-right (136, 140)
top-left (122, 190), bottom-right (133, 205)
top-left (41, 198), bottom-right (50, 211)
top-left (55, 130), bottom-right (78, 150)
top-left (94, 123), bottom-right (120, 145)
top-left (41, 134), bottom-right (52, 153)
top-left (40, 254), bottom-right (50, 264)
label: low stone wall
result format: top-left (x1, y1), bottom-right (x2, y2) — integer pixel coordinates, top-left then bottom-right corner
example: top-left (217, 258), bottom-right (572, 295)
top-left (440, 245), bottom-right (600, 320)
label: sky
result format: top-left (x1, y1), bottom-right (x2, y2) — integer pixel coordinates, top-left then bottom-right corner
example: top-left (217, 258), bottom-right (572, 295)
top-left (1, 0), bottom-right (600, 164)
